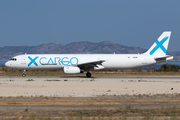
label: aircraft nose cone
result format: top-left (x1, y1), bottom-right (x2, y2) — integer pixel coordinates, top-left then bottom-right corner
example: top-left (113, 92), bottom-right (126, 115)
top-left (5, 61), bottom-right (10, 67)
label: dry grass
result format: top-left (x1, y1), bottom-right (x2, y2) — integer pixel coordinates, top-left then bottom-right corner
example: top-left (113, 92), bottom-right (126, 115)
top-left (0, 116), bottom-right (178, 120)
top-left (1, 98), bottom-right (180, 106)
top-left (1, 108), bottom-right (180, 119)
top-left (0, 95), bottom-right (180, 106)
top-left (1, 95), bottom-right (180, 119)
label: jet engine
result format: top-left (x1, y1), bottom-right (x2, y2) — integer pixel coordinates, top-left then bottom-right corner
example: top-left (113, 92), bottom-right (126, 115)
top-left (63, 66), bottom-right (81, 74)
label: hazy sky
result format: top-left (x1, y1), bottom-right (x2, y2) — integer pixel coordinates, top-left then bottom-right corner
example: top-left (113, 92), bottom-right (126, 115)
top-left (0, 1), bottom-right (180, 52)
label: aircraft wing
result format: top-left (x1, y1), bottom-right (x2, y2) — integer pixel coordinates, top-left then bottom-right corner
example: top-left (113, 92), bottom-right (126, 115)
top-left (74, 60), bottom-right (105, 70)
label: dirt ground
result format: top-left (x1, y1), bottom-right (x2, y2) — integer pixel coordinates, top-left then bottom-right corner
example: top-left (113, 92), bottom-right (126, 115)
top-left (1, 76), bottom-right (180, 117)
top-left (1, 94), bottom-right (180, 116)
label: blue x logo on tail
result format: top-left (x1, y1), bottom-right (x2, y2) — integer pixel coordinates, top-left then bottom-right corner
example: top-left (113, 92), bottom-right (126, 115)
top-left (150, 37), bottom-right (169, 55)
top-left (28, 56), bottom-right (39, 67)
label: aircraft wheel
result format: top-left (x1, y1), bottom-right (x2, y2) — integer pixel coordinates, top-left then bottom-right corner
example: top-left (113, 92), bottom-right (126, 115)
top-left (86, 72), bottom-right (91, 78)
top-left (22, 70), bottom-right (26, 77)
top-left (22, 74), bottom-right (26, 77)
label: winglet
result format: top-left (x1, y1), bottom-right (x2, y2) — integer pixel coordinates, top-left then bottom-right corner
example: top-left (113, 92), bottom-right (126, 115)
top-left (144, 31), bottom-right (171, 55)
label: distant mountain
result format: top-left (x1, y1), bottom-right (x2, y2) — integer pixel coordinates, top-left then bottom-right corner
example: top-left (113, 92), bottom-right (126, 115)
top-left (0, 41), bottom-right (179, 61)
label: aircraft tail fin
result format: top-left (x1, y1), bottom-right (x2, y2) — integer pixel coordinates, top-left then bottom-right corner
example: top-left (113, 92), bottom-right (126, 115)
top-left (144, 31), bottom-right (171, 56)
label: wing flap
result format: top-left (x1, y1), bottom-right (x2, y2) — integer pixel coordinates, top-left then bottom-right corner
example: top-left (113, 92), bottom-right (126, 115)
top-left (77, 60), bottom-right (105, 66)
top-left (71, 60), bottom-right (105, 71)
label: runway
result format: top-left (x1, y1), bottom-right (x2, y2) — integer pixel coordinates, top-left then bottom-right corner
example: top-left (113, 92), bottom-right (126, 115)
top-left (0, 76), bottom-right (180, 97)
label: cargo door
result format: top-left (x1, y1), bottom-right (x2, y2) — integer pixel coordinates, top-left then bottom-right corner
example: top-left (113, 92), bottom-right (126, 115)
top-left (21, 55), bottom-right (26, 65)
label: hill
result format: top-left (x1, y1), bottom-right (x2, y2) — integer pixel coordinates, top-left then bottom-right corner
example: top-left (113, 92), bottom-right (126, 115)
top-left (0, 41), bottom-right (179, 60)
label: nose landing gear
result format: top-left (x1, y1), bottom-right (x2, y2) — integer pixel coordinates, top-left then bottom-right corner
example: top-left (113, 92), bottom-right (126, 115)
top-left (86, 72), bottom-right (91, 78)
top-left (22, 70), bottom-right (26, 77)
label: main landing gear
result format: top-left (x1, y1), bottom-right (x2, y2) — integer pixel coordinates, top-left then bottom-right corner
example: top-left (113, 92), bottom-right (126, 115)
top-left (22, 70), bottom-right (26, 77)
top-left (86, 72), bottom-right (91, 78)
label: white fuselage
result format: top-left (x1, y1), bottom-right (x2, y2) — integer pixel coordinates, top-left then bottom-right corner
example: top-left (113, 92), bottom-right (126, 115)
top-left (5, 54), bottom-right (164, 70)
top-left (4, 31), bottom-right (173, 77)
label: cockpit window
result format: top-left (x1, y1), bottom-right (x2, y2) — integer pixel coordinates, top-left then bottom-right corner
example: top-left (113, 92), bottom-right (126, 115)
top-left (10, 58), bottom-right (17, 61)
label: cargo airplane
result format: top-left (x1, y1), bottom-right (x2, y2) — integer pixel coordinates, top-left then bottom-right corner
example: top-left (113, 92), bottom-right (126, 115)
top-left (5, 31), bottom-right (173, 77)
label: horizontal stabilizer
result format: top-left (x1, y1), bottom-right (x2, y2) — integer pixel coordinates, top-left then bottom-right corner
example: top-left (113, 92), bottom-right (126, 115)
top-left (154, 55), bottom-right (173, 63)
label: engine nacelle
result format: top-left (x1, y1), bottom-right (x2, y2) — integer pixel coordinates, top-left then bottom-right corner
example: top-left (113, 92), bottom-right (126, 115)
top-left (63, 66), bottom-right (80, 74)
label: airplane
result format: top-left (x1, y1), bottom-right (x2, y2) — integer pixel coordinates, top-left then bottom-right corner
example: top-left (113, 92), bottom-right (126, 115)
top-left (5, 31), bottom-right (173, 77)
